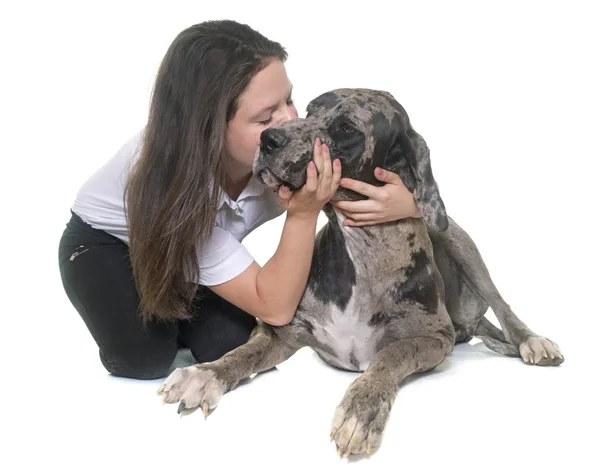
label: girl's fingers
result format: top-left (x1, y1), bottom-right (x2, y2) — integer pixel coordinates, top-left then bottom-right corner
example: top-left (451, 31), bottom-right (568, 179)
top-left (331, 159), bottom-right (342, 192)
top-left (343, 212), bottom-right (379, 221)
top-left (321, 143), bottom-right (332, 180)
top-left (329, 198), bottom-right (377, 213)
top-left (342, 218), bottom-right (379, 227)
top-left (304, 160), bottom-right (318, 193)
top-left (313, 138), bottom-right (325, 176)
top-left (276, 187), bottom-right (291, 208)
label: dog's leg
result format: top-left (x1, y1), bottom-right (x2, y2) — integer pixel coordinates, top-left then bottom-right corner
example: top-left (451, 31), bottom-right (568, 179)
top-left (158, 322), bottom-right (301, 415)
top-left (431, 217), bottom-right (564, 366)
top-left (331, 334), bottom-right (452, 456)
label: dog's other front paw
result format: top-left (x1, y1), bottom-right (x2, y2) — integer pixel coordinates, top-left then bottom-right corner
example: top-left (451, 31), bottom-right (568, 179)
top-left (330, 379), bottom-right (392, 457)
top-left (157, 364), bottom-right (227, 416)
top-left (519, 336), bottom-right (564, 366)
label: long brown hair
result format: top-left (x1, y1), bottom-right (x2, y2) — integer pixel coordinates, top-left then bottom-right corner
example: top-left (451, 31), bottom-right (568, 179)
top-left (125, 20), bottom-right (287, 322)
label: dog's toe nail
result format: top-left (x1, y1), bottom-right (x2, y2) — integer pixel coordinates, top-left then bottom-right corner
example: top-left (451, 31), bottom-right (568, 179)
top-left (177, 401), bottom-right (186, 414)
top-left (367, 443), bottom-right (372, 454)
top-left (202, 402), bottom-right (209, 417)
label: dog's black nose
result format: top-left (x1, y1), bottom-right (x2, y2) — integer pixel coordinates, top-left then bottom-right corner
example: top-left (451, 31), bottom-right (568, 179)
top-left (260, 128), bottom-right (289, 153)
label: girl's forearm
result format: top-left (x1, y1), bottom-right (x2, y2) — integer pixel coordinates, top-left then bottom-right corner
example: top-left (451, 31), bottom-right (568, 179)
top-left (255, 211), bottom-right (320, 325)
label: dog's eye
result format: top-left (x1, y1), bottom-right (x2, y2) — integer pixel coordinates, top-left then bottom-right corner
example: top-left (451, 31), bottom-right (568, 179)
top-left (339, 123), bottom-right (354, 133)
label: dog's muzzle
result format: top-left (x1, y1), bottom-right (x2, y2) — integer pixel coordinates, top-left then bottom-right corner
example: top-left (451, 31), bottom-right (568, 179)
top-left (253, 128), bottom-right (297, 192)
top-left (255, 164), bottom-right (291, 192)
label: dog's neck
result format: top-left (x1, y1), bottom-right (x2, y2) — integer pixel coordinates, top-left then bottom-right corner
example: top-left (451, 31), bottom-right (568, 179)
top-left (322, 203), bottom-right (427, 280)
top-left (323, 202), bottom-right (422, 241)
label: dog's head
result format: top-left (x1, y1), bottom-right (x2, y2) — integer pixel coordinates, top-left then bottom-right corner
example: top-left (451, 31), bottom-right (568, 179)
top-left (253, 88), bottom-right (448, 232)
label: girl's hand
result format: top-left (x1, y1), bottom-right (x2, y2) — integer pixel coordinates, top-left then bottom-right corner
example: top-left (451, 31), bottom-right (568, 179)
top-left (330, 167), bottom-right (421, 226)
top-left (277, 137), bottom-right (342, 218)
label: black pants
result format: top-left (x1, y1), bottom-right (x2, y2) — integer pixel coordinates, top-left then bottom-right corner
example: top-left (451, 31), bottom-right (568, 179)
top-left (58, 210), bottom-right (257, 380)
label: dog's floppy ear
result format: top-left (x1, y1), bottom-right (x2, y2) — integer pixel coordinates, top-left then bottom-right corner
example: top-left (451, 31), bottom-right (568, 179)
top-left (383, 123), bottom-right (449, 232)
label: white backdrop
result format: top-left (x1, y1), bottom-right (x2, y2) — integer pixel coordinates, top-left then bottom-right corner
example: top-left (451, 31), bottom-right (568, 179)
top-left (1, 1), bottom-right (598, 474)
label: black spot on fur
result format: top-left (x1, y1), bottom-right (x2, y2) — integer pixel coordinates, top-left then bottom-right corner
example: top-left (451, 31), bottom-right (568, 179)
top-left (390, 250), bottom-right (439, 313)
top-left (408, 232), bottom-right (416, 248)
top-left (349, 350), bottom-right (359, 368)
top-left (369, 311), bottom-right (390, 327)
top-left (368, 308), bottom-right (411, 328)
top-left (307, 92), bottom-right (341, 117)
top-left (307, 217), bottom-right (356, 311)
top-left (368, 112), bottom-right (393, 184)
top-left (327, 115), bottom-right (366, 176)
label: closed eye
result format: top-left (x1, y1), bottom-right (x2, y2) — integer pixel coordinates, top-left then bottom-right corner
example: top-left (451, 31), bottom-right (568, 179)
top-left (258, 98), bottom-right (295, 125)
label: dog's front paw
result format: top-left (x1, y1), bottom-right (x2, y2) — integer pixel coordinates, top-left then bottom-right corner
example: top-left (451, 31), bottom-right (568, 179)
top-left (330, 380), bottom-right (392, 457)
top-left (519, 336), bottom-right (564, 366)
top-left (157, 364), bottom-right (227, 416)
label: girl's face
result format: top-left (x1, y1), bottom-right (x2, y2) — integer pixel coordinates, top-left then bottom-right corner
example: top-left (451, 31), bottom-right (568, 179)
top-left (226, 59), bottom-right (298, 173)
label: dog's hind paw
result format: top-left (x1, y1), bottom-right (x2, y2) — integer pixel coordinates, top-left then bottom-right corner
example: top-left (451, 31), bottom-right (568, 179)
top-left (519, 336), bottom-right (564, 366)
top-left (157, 364), bottom-right (227, 416)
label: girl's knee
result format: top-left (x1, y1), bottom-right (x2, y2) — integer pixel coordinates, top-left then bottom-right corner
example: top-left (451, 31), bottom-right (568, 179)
top-left (99, 345), bottom-right (176, 380)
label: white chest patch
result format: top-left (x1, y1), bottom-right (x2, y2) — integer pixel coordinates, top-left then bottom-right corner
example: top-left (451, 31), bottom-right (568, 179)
top-left (311, 291), bottom-right (383, 372)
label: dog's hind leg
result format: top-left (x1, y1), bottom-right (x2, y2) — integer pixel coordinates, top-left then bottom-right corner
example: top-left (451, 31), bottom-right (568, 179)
top-left (475, 316), bottom-right (519, 356)
top-left (430, 217), bottom-right (564, 366)
top-left (158, 322), bottom-right (302, 415)
top-left (330, 333), bottom-right (453, 457)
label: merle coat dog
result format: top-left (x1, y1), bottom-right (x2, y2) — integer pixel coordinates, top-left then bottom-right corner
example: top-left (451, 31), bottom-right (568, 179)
top-left (157, 88), bottom-right (564, 457)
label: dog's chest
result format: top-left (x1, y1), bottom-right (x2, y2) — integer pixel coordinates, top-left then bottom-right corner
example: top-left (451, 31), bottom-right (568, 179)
top-left (307, 289), bottom-right (384, 372)
top-left (291, 208), bottom-right (431, 372)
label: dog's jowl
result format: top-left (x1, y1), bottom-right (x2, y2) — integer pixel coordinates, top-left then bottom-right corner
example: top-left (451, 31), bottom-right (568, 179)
top-left (157, 88), bottom-right (565, 457)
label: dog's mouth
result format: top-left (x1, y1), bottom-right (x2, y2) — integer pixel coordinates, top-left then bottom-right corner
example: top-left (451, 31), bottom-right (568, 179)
top-left (255, 166), bottom-right (298, 193)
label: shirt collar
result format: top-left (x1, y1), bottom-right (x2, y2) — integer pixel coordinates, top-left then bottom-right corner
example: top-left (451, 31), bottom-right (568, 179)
top-left (216, 174), bottom-right (268, 210)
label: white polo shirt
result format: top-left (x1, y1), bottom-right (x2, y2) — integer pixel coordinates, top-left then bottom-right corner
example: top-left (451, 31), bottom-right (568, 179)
top-left (71, 128), bottom-right (285, 286)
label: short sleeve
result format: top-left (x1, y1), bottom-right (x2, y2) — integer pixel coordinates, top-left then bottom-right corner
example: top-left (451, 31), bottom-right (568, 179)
top-left (196, 226), bottom-right (255, 286)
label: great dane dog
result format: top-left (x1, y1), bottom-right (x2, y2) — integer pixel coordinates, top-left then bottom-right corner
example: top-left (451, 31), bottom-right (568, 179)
top-left (157, 88), bottom-right (564, 456)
